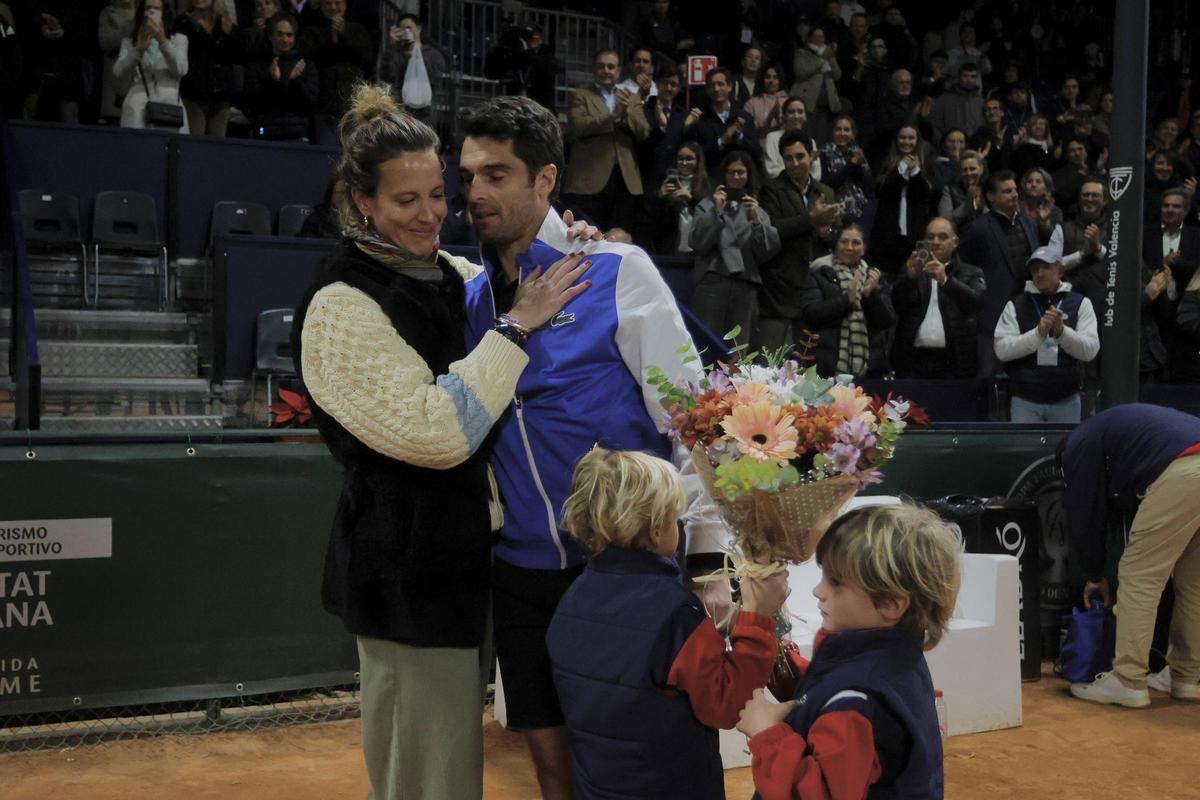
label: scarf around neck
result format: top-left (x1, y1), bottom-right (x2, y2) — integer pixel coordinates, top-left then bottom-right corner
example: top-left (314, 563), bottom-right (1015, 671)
top-left (348, 223), bottom-right (441, 277)
top-left (832, 260), bottom-right (871, 376)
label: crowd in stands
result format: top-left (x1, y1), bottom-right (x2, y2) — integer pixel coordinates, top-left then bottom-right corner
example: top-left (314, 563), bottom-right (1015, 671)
top-left (525, 0), bottom-right (1198, 422)
top-left (0, 0), bottom-right (433, 139)
top-left (4, 0), bottom-right (1199, 418)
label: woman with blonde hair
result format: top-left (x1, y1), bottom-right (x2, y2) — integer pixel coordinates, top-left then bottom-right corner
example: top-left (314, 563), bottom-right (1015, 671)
top-left (293, 83), bottom-right (590, 800)
top-left (938, 148), bottom-right (986, 229)
top-left (1019, 166), bottom-right (1062, 243)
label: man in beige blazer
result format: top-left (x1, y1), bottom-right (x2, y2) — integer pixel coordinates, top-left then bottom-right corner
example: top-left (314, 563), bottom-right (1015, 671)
top-left (562, 49), bottom-right (650, 232)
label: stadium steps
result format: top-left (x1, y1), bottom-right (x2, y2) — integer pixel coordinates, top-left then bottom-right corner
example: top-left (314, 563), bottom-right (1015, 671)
top-left (0, 308), bottom-right (221, 432)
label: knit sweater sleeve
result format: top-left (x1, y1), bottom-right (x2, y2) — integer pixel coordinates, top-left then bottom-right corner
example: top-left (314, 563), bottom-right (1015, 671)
top-left (300, 282), bottom-right (528, 469)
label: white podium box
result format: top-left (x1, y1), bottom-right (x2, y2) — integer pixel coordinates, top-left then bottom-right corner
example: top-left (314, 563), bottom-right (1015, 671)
top-left (779, 552), bottom-right (1023, 738)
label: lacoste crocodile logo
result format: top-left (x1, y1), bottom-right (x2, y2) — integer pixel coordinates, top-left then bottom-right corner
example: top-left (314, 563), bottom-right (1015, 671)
top-left (550, 311), bottom-right (576, 328)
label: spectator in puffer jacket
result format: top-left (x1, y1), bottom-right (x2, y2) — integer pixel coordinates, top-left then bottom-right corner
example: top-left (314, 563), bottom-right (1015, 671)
top-left (548, 448), bottom-right (789, 800)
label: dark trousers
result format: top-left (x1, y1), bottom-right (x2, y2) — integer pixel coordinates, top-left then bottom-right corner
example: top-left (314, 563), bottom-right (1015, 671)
top-left (691, 272), bottom-right (758, 348)
top-left (894, 346), bottom-right (954, 378)
top-left (562, 167), bottom-right (638, 233)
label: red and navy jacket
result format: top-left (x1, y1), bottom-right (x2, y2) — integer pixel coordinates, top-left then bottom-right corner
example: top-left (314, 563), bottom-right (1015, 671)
top-left (749, 627), bottom-right (943, 800)
top-left (546, 546), bottom-right (777, 800)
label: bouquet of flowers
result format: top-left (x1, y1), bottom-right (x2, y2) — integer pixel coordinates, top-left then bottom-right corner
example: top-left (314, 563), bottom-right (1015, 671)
top-left (648, 335), bottom-right (921, 569)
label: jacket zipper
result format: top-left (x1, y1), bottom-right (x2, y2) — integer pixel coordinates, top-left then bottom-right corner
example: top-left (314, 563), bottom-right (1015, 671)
top-left (487, 253), bottom-right (566, 567)
top-left (515, 396), bottom-right (568, 569)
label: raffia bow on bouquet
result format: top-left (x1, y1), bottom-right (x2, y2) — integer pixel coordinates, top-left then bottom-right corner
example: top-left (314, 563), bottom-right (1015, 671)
top-left (647, 338), bottom-right (921, 676)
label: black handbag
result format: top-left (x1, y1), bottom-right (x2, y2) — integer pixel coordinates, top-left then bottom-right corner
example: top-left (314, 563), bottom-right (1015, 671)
top-left (139, 64), bottom-right (185, 128)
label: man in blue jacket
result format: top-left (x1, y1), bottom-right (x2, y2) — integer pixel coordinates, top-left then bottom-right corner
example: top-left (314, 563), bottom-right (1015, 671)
top-left (457, 95), bottom-right (729, 800)
top-left (1061, 403), bottom-right (1200, 707)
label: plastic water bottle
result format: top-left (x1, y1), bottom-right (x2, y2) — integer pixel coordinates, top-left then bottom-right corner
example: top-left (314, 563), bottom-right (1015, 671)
top-left (934, 690), bottom-right (948, 743)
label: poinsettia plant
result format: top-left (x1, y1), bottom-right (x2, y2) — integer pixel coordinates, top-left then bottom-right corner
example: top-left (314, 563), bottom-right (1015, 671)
top-left (647, 329), bottom-right (923, 500)
top-left (270, 387), bottom-right (314, 428)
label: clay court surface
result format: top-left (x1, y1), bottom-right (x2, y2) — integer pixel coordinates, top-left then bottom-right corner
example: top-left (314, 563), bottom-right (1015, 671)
top-left (2, 666), bottom-right (1197, 800)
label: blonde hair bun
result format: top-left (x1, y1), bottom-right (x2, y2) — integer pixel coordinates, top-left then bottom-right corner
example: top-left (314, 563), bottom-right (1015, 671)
top-left (342, 82), bottom-right (403, 136)
top-left (332, 82), bottom-right (440, 234)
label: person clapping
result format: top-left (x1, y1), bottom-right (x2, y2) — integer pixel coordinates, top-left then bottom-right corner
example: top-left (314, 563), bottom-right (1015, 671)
top-left (689, 151), bottom-right (780, 348)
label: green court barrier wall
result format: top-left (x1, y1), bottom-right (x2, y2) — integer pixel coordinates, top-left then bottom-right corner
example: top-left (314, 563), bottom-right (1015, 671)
top-left (0, 428), bottom-right (1060, 716)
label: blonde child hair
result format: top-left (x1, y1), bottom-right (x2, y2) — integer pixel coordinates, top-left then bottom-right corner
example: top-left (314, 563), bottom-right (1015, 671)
top-left (815, 504), bottom-right (961, 650)
top-left (561, 447), bottom-right (685, 554)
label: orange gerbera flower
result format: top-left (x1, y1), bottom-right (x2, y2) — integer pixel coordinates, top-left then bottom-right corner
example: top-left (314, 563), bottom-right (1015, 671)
top-left (722, 401), bottom-right (799, 464)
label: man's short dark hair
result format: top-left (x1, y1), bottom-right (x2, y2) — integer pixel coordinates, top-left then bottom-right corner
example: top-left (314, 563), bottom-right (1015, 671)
top-left (656, 62), bottom-right (681, 83)
top-left (706, 66), bottom-right (734, 85)
top-left (958, 62), bottom-right (978, 76)
top-left (984, 169), bottom-right (1016, 196)
top-left (462, 96), bottom-right (565, 200)
top-left (929, 50), bottom-right (948, 62)
top-left (778, 129), bottom-right (812, 155)
top-left (396, 12), bottom-right (421, 26)
top-left (629, 46), bottom-right (653, 62)
top-left (267, 12), bottom-right (297, 34)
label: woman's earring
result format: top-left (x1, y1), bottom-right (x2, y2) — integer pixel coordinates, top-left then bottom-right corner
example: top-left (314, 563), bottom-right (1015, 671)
top-left (362, 214), bottom-right (370, 228)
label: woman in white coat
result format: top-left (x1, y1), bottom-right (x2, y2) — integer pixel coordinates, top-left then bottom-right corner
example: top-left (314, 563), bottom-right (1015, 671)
top-left (113, 0), bottom-right (189, 131)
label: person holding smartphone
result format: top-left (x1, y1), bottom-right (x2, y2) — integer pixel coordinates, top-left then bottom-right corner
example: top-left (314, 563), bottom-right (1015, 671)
top-left (649, 141), bottom-right (709, 255)
top-left (380, 12), bottom-right (447, 122)
top-left (892, 217), bottom-right (986, 378)
top-left (112, 0), bottom-right (189, 130)
top-left (689, 150), bottom-right (780, 349)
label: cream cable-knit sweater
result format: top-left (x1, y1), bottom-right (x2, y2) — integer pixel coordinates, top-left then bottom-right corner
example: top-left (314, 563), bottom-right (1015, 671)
top-left (300, 255), bottom-right (528, 473)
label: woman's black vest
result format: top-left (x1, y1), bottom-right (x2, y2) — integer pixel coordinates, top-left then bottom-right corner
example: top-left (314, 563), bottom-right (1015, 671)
top-left (292, 240), bottom-right (493, 648)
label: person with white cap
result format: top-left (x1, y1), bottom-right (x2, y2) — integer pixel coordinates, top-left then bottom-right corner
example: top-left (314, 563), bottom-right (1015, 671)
top-left (993, 244), bottom-right (1099, 422)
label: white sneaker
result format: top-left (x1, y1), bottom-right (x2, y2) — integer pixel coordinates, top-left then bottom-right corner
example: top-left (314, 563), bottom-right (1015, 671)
top-left (1070, 671), bottom-right (1151, 708)
top-left (1147, 666), bottom-right (1172, 693)
top-left (1147, 665), bottom-right (1200, 700)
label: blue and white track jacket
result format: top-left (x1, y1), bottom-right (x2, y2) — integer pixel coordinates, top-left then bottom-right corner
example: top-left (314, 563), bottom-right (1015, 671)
top-left (463, 209), bottom-right (729, 570)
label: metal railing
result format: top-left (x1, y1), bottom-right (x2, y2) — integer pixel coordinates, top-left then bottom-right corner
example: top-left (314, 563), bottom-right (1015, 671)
top-left (414, 0), bottom-right (629, 135)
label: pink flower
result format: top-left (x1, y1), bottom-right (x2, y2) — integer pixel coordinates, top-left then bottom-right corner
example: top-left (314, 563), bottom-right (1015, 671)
top-left (828, 384), bottom-right (872, 421)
